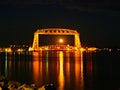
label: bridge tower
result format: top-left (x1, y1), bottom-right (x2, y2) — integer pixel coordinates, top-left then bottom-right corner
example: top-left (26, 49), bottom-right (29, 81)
top-left (31, 28), bottom-right (81, 51)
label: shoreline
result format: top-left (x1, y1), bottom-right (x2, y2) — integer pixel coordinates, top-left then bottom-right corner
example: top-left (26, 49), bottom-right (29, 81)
top-left (0, 76), bottom-right (56, 90)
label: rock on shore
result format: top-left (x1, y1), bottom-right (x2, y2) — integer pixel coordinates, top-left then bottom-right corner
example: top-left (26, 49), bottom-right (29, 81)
top-left (0, 76), bottom-right (56, 90)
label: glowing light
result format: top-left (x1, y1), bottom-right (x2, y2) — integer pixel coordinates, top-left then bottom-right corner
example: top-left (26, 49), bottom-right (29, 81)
top-left (17, 48), bottom-right (24, 52)
top-left (45, 47), bottom-right (48, 50)
top-left (87, 47), bottom-right (97, 51)
top-left (58, 51), bottom-right (64, 90)
top-left (5, 48), bottom-right (12, 52)
top-left (67, 48), bottom-right (70, 50)
top-left (80, 48), bottom-right (85, 51)
top-left (28, 47), bottom-right (33, 51)
top-left (59, 38), bottom-right (63, 43)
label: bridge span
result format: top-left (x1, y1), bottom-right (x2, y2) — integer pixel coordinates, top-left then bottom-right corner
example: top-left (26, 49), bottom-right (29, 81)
top-left (30, 28), bottom-right (81, 51)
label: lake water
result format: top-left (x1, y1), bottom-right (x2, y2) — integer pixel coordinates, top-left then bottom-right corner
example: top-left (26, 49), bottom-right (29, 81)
top-left (0, 50), bottom-right (120, 90)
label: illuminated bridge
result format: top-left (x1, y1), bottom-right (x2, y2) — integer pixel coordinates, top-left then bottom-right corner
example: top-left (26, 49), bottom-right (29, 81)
top-left (30, 28), bottom-right (81, 51)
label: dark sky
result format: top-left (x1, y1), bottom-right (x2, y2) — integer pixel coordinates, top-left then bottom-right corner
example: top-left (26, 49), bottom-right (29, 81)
top-left (0, 0), bottom-right (120, 48)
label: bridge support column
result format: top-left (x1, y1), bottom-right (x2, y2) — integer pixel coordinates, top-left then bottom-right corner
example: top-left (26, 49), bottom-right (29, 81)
top-left (75, 33), bottom-right (81, 48)
top-left (32, 32), bottom-right (39, 51)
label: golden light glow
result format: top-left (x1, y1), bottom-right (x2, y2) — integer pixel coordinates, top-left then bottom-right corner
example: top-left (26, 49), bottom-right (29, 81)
top-left (5, 48), bottom-right (12, 52)
top-left (32, 28), bottom-right (81, 51)
top-left (58, 51), bottom-right (64, 90)
top-left (32, 52), bottom-right (42, 86)
top-left (59, 38), bottom-right (63, 43)
top-left (74, 51), bottom-right (84, 90)
top-left (87, 47), bottom-right (97, 51)
top-left (28, 47), bottom-right (33, 51)
top-left (80, 48), bottom-right (85, 52)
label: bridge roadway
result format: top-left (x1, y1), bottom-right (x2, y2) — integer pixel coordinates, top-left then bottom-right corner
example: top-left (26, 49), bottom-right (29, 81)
top-left (35, 45), bottom-right (79, 51)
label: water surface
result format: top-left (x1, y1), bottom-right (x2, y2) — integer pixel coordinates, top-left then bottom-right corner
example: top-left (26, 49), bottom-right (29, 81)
top-left (0, 50), bottom-right (120, 90)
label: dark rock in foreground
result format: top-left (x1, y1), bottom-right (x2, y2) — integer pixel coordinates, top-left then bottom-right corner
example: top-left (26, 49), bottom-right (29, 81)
top-left (0, 75), bottom-right (56, 90)
top-left (38, 84), bottom-right (56, 90)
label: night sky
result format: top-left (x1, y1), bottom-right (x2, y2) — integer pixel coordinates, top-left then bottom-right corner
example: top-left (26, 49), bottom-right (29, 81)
top-left (0, 0), bottom-right (120, 48)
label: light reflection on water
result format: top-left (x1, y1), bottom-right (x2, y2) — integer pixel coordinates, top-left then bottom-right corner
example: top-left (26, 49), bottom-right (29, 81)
top-left (1, 50), bottom-right (120, 90)
top-left (0, 51), bottom-right (84, 90)
top-left (58, 51), bottom-right (64, 90)
top-left (31, 51), bottom-right (84, 90)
